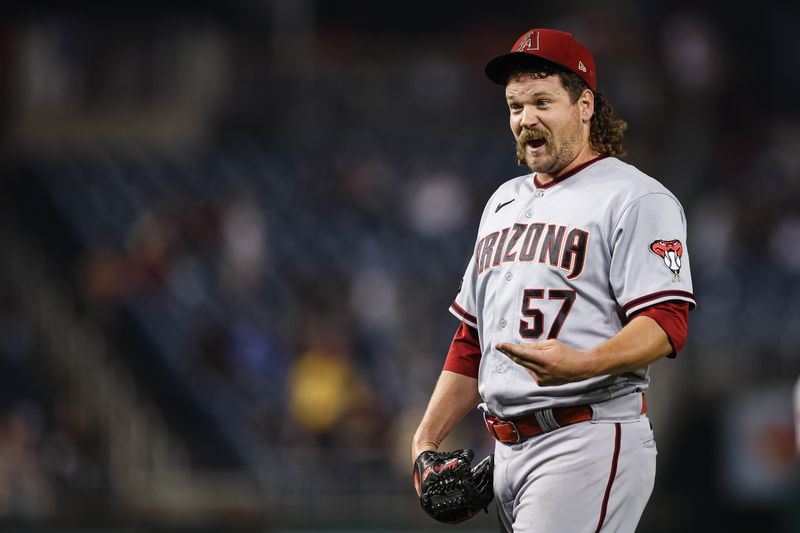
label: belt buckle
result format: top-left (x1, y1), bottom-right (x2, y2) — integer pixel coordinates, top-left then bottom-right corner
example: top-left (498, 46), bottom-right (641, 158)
top-left (504, 419), bottom-right (521, 443)
top-left (484, 412), bottom-right (521, 444)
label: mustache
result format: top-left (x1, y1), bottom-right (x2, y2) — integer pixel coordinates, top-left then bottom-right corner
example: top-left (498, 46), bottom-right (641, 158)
top-left (518, 128), bottom-right (552, 144)
top-left (516, 128), bottom-right (552, 166)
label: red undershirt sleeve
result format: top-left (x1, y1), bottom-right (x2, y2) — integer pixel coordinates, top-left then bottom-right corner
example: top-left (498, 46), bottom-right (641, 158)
top-left (442, 322), bottom-right (482, 378)
top-left (633, 301), bottom-right (690, 358)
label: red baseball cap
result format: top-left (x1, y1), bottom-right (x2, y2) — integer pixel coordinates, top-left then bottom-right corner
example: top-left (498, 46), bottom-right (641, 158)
top-left (484, 29), bottom-right (597, 91)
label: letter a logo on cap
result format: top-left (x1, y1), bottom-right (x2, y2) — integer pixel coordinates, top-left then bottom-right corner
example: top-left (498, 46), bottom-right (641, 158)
top-left (516, 31), bottom-right (540, 52)
top-left (578, 60), bottom-right (587, 73)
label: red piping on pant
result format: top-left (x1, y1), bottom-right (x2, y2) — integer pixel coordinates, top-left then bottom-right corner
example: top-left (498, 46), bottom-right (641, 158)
top-left (595, 422), bottom-right (621, 532)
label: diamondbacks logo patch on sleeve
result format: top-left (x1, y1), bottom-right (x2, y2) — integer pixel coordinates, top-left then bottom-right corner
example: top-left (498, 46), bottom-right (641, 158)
top-left (649, 239), bottom-right (683, 281)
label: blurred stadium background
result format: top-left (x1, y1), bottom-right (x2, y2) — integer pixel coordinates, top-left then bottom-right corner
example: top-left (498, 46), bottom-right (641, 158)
top-left (0, 1), bottom-right (799, 531)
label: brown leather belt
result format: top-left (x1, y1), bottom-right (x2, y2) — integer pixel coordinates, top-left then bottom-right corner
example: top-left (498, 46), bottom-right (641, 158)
top-left (484, 394), bottom-right (647, 444)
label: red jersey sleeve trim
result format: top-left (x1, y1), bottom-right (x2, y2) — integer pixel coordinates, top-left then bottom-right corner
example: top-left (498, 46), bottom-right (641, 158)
top-left (633, 301), bottom-right (690, 358)
top-left (443, 322), bottom-right (482, 378)
top-left (449, 301), bottom-right (478, 328)
top-left (623, 290), bottom-right (695, 316)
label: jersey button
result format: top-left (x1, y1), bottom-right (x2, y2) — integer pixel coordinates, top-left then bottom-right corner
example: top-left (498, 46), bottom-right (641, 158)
top-left (535, 190), bottom-right (544, 198)
top-left (499, 318), bottom-right (507, 328)
top-left (505, 272), bottom-right (513, 281)
top-left (525, 210), bottom-right (533, 218)
top-left (496, 364), bottom-right (505, 373)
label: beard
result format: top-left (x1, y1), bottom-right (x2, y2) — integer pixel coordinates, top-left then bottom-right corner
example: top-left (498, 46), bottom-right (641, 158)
top-left (515, 119), bottom-right (584, 176)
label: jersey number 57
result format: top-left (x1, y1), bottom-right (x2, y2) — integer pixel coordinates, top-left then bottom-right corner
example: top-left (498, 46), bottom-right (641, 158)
top-left (520, 289), bottom-right (576, 339)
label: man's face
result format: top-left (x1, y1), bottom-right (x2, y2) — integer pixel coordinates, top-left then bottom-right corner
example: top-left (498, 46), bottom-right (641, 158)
top-left (506, 73), bottom-right (592, 176)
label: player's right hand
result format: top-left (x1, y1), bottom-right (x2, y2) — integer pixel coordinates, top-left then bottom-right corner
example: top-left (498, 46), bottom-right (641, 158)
top-left (411, 442), bottom-right (439, 466)
top-left (413, 449), bottom-right (494, 523)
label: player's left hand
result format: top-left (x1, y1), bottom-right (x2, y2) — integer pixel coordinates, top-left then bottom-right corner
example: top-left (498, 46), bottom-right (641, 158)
top-left (496, 340), bottom-right (596, 386)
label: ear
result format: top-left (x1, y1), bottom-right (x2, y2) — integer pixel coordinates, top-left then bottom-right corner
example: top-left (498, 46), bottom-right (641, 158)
top-left (579, 89), bottom-right (594, 123)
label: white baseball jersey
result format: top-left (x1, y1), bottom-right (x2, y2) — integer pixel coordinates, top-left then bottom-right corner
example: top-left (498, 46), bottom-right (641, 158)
top-left (450, 156), bottom-right (696, 418)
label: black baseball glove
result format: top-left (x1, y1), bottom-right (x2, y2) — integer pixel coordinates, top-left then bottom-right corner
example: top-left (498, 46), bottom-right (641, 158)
top-left (412, 449), bottom-right (494, 524)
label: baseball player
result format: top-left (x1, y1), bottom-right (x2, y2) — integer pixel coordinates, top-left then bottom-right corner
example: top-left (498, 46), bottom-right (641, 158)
top-left (411, 29), bottom-right (695, 532)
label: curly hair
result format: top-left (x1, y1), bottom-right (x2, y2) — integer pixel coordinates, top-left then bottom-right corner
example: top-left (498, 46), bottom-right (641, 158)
top-left (506, 66), bottom-right (627, 157)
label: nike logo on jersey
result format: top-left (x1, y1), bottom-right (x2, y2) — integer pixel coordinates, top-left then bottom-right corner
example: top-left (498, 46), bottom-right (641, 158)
top-left (495, 199), bottom-right (515, 213)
